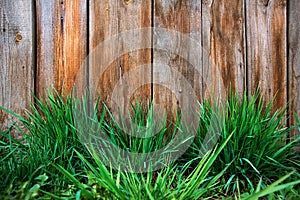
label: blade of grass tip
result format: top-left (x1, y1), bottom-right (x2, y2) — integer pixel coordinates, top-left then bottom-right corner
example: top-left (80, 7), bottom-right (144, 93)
top-left (244, 171), bottom-right (300, 200)
top-left (224, 174), bottom-right (236, 193)
top-left (110, 163), bottom-right (113, 180)
top-left (255, 178), bottom-right (263, 193)
top-left (0, 106), bottom-right (28, 123)
top-left (52, 164), bottom-right (94, 199)
top-left (76, 190), bottom-right (82, 200)
top-left (236, 177), bottom-right (241, 200)
top-left (116, 166), bottom-right (121, 189)
top-left (272, 136), bottom-right (300, 158)
top-left (241, 158), bottom-right (260, 175)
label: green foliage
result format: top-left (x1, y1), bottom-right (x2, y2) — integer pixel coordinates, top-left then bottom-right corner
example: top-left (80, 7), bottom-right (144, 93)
top-left (1, 88), bottom-right (300, 199)
top-left (188, 88), bottom-right (300, 194)
top-left (56, 139), bottom-right (233, 200)
top-left (0, 91), bottom-right (90, 198)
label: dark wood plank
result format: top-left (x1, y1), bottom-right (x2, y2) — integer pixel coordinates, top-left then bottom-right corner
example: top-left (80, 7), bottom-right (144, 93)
top-left (246, 0), bottom-right (287, 111)
top-left (0, 0), bottom-right (34, 135)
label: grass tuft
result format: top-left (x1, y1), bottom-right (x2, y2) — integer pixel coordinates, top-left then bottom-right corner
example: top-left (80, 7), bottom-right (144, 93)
top-left (1, 88), bottom-right (300, 199)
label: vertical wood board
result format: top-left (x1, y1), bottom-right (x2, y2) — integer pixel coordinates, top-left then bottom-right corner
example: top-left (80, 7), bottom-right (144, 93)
top-left (202, 0), bottom-right (246, 99)
top-left (0, 0), bottom-right (34, 134)
top-left (246, 0), bottom-right (287, 111)
top-left (289, 0), bottom-right (300, 137)
top-left (36, 0), bottom-right (87, 97)
top-left (89, 0), bottom-right (152, 114)
top-left (153, 0), bottom-right (202, 118)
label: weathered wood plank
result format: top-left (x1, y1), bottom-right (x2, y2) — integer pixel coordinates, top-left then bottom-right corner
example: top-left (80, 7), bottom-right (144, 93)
top-left (289, 0), bottom-right (300, 137)
top-left (246, 0), bottom-right (287, 111)
top-left (0, 0), bottom-right (34, 134)
top-left (153, 0), bottom-right (202, 117)
top-left (89, 0), bottom-right (151, 113)
top-left (202, 0), bottom-right (246, 99)
top-left (36, 0), bottom-right (87, 97)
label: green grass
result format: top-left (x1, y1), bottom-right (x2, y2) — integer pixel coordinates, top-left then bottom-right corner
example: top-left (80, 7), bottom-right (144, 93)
top-left (0, 91), bottom-right (91, 199)
top-left (182, 89), bottom-right (300, 195)
top-left (1, 89), bottom-right (300, 199)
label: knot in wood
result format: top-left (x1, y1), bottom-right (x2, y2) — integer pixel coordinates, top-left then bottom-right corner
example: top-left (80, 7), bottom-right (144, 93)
top-left (124, 0), bottom-right (132, 5)
top-left (15, 32), bottom-right (23, 43)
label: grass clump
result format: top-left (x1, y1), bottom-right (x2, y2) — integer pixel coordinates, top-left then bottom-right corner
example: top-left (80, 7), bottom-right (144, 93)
top-left (0, 88), bottom-right (300, 199)
top-left (0, 91), bottom-right (91, 199)
top-left (187, 89), bottom-right (300, 195)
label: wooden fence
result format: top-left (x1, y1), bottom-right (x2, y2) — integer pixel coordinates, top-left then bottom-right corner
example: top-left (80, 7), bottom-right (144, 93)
top-left (1, 0), bottom-right (300, 136)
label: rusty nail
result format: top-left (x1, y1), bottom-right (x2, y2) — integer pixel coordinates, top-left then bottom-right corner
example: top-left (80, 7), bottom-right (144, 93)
top-left (15, 32), bottom-right (23, 43)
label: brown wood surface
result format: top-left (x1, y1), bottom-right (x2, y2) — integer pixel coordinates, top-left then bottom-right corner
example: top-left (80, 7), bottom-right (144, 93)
top-left (36, 0), bottom-right (87, 97)
top-left (202, 0), bottom-right (246, 99)
top-left (289, 0), bottom-right (300, 137)
top-left (0, 0), bottom-right (34, 133)
top-left (246, 0), bottom-right (287, 111)
top-left (1, 0), bottom-right (300, 140)
top-left (89, 0), bottom-right (152, 114)
top-left (153, 0), bottom-right (202, 118)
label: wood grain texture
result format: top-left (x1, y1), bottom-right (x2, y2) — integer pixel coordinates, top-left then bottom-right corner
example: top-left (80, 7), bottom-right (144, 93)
top-left (1, 0), bottom-right (299, 141)
top-left (36, 0), bottom-right (87, 97)
top-left (289, 0), bottom-right (300, 137)
top-left (246, 0), bottom-right (287, 110)
top-left (0, 0), bottom-right (34, 133)
top-left (89, 0), bottom-right (151, 113)
top-left (153, 0), bottom-right (202, 117)
top-left (202, 0), bottom-right (246, 99)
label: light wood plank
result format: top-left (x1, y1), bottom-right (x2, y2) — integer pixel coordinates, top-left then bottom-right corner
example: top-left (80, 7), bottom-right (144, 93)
top-left (246, 0), bottom-right (287, 110)
top-left (202, 0), bottom-right (246, 99)
top-left (89, 0), bottom-right (152, 113)
top-left (153, 0), bottom-right (203, 118)
top-left (289, 0), bottom-right (300, 137)
top-left (0, 0), bottom-right (34, 135)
